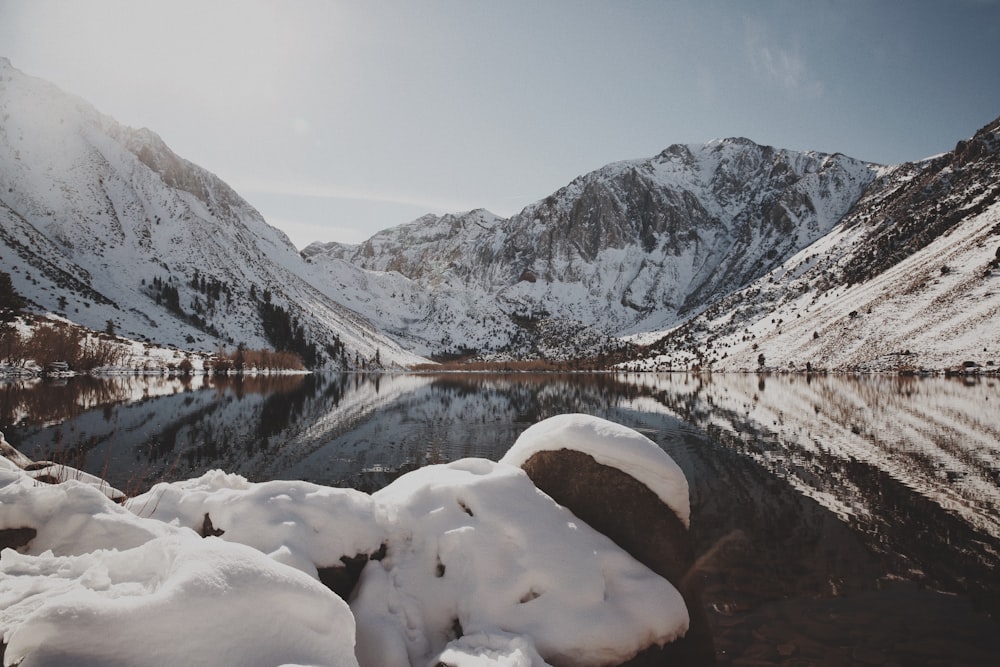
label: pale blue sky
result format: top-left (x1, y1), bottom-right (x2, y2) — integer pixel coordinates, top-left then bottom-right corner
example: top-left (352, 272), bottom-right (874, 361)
top-left (2, 0), bottom-right (999, 247)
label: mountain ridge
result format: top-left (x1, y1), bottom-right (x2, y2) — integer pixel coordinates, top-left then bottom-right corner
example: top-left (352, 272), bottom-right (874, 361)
top-left (0, 57), bottom-right (422, 369)
top-left (630, 115), bottom-right (1000, 372)
top-left (2, 58), bottom-right (997, 371)
top-left (304, 136), bottom-right (878, 358)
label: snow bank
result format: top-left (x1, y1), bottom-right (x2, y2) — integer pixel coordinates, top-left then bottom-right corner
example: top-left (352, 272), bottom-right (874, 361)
top-left (130, 470), bottom-right (387, 578)
top-left (355, 459), bottom-right (688, 666)
top-left (0, 469), bottom-right (359, 667)
top-left (1, 414), bottom-right (693, 666)
top-left (0, 469), bottom-right (167, 556)
top-left (1, 534), bottom-right (359, 667)
top-left (501, 414), bottom-right (690, 527)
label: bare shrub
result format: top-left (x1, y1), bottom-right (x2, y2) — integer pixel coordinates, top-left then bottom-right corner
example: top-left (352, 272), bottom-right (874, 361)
top-left (27, 323), bottom-right (85, 368)
top-left (0, 324), bottom-right (25, 365)
top-left (78, 336), bottom-right (126, 370)
top-left (212, 347), bottom-right (304, 373)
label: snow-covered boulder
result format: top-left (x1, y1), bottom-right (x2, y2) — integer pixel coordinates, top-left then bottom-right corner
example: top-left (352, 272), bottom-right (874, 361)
top-left (0, 468), bottom-right (169, 556)
top-left (0, 467), bottom-right (360, 667)
top-left (353, 458), bottom-right (689, 667)
top-left (501, 414), bottom-right (713, 665)
top-left (129, 470), bottom-right (389, 586)
top-left (0, 533), bottom-right (360, 667)
top-left (502, 414), bottom-right (690, 527)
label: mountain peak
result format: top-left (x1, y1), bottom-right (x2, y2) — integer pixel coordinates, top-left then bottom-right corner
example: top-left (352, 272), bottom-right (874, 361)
top-left (0, 61), bottom-right (421, 368)
top-left (710, 136), bottom-right (761, 148)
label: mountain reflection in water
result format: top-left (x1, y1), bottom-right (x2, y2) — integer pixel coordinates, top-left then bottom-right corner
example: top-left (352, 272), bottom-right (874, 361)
top-left (4, 372), bottom-right (999, 665)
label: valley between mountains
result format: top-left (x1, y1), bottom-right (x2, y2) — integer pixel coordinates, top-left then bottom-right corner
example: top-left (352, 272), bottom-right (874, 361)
top-left (2, 58), bottom-right (998, 373)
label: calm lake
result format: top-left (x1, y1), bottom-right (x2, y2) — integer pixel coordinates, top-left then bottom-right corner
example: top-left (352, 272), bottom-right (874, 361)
top-left (3, 371), bottom-right (999, 666)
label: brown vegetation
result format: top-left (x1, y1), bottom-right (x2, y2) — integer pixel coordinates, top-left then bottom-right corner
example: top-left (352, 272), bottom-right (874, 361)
top-left (211, 345), bottom-right (305, 373)
top-left (1, 316), bottom-right (305, 375)
top-left (412, 358), bottom-right (603, 372)
top-left (1, 318), bottom-right (125, 371)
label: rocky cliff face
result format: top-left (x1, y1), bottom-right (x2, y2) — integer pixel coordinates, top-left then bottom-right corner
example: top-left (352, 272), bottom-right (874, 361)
top-left (306, 138), bottom-right (877, 357)
top-left (632, 116), bottom-right (1000, 372)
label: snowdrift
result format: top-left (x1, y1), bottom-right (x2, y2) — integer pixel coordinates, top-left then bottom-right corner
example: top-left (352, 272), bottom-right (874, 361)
top-left (0, 415), bottom-right (694, 667)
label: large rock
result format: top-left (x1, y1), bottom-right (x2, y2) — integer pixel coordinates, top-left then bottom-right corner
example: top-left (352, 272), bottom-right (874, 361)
top-left (503, 415), bottom-right (715, 665)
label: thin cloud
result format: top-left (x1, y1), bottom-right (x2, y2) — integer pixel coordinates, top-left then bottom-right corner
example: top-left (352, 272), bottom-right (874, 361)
top-left (744, 20), bottom-right (825, 97)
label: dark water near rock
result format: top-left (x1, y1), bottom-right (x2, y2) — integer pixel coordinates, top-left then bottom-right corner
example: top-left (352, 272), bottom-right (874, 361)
top-left (3, 372), bottom-right (999, 665)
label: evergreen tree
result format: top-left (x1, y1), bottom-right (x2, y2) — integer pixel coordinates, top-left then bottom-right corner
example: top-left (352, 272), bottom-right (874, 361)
top-left (0, 271), bottom-right (25, 322)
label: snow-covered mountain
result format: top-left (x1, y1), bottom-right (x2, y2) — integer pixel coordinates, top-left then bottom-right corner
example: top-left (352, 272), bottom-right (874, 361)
top-left (306, 116), bottom-right (999, 370)
top-left (3, 58), bottom-right (996, 371)
top-left (304, 138), bottom-right (877, 358)
top-left (632, 116), bottom-right (1000, 372)
top-left (0, 58), bottom-right (422, 369)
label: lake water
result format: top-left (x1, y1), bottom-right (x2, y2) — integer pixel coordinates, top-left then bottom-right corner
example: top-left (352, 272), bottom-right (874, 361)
top-left (3, 372), bottom-right (999, 666)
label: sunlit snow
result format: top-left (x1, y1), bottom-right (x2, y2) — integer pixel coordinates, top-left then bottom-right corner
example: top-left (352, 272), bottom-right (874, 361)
top-left (1, 414), bottom-right (691, 666)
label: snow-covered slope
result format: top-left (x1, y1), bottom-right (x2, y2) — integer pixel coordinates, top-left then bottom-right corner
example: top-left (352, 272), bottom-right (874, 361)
top-left (305, 139), bottom-right (876, 358)
top-left (632, 116), bottom-right (1000, 372)
top-left (0, 58), bottom-right (422, 369)
top-left (4, 58), bottom-right (995, 370)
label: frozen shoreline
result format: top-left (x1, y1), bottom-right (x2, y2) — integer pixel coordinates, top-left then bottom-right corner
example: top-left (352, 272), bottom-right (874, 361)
top-left (1, 414), bottom-right (697, 667)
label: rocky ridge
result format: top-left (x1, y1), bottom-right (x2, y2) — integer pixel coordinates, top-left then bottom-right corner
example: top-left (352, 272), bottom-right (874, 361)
top-left (0, 58), bottom-right (419, 369)
top-left (305, 139), bottom-right (876, 359)
top-left (634, 116), bottom-right (1000, 372)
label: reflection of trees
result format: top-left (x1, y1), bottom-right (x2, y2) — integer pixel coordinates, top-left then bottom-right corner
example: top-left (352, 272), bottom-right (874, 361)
top-left (428, 372), bottom-right (638, 424)
top-left (1, 375), bottom-right (311, 434)
top-left (1, 376), bottom-right (137, 432)
top-left (256, 374), bottom-right (323, 440)
top-left (209, 374), bottom-right (308, 399)
top-left (4, 374), bottom-right (311, 489)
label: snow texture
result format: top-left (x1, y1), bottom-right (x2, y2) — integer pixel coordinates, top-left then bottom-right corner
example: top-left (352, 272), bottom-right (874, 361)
top-left (0, 57), bottom-right (420, 369)
top-left (357, 458), bottom-right (687, 666)
top-left (1, 414), bottom-right (691, 667)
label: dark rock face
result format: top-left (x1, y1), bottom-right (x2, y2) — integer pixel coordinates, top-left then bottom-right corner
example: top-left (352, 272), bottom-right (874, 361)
top-left (518, 448), bottom-right (715, 666)
top-left (317, 543), bottom-right (387, 602)
top-left (0, 527), bottom-right (36, 552)
top-left (199, 513), bottom-right (225, 538)
top-left (318, 553), bottom-right (370, 601)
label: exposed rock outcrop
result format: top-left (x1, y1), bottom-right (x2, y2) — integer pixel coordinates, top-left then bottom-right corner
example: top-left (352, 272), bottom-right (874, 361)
top-left (502, 414), bottom-right (713, 665)
top-left (518, 448), bottom-right (715, 666)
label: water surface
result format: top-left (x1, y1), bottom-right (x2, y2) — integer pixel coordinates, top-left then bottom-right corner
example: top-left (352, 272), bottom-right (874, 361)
top-left (3, 372), bottom-right (998, 665)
